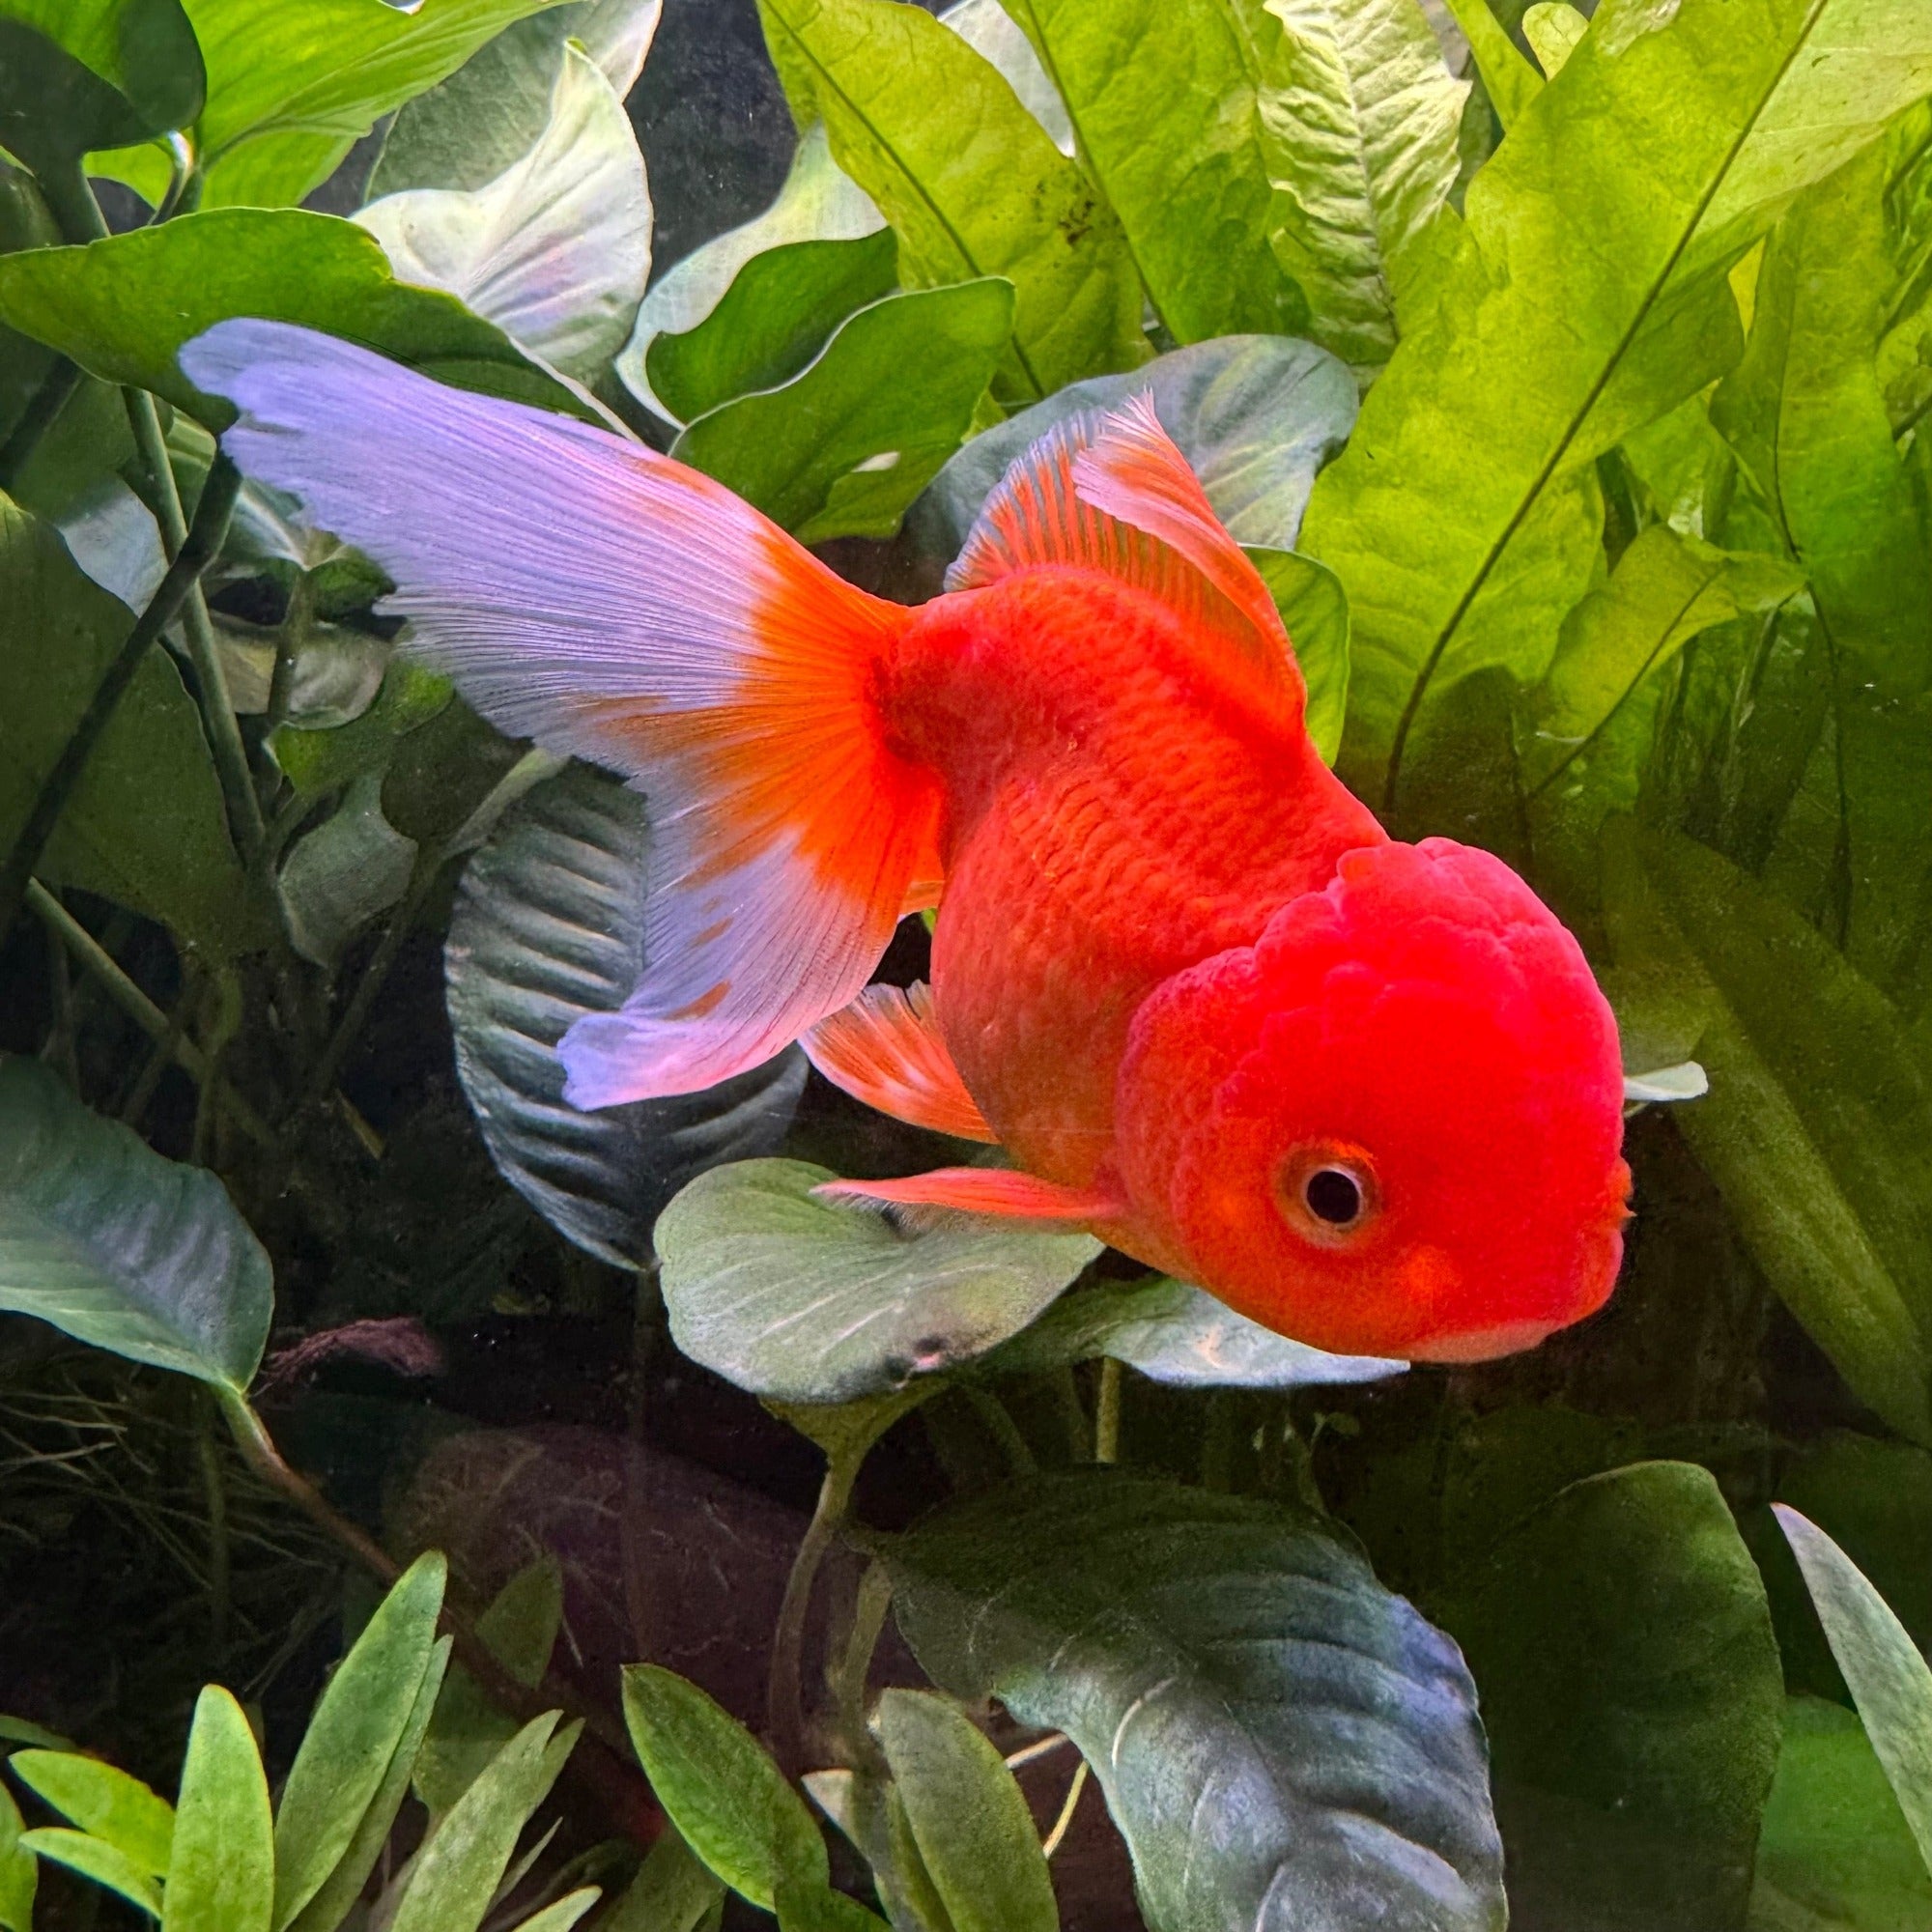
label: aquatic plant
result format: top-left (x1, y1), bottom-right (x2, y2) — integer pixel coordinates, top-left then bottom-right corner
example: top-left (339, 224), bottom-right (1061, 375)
top-left (0, 0), bottom-right (1930, 1927)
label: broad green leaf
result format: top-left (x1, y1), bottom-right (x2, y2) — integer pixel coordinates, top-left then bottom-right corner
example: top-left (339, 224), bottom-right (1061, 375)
top-left (980, 1273), bottom-right (1406, 1387)
top-left (8, 1753), bottom-right (173, 1875)
top-left (278, 776), bottom-right (417, 971)
top-left (371, 0), bottom-right (662, 198)
top-left (0, 1785), bottom-right (31, 1932)
top-left (0, 0), bottom-right (202, 177)
top-left (447, 764), bottom-right (805, 1269)
top-left (872, 1690), bottom-right (1056, 1932)
top-left (271, 1552), bottom-right (448, 1932)
top-left (285, 1638), bottom-right (453, 1932)
top-left (997, 0), bottom-right (1304, 343)
top-left (1602, 826), bottom-right (1932, 1444)
top-left (1711, 147), bottom-right (1932, 995)
top-left (756, 0), bottom-right (1146, 404)
top-left (1247, 0), bottom-right (1470, 370)
top-left (674, 279), bottom-right (1015, 541)
top-left (597, 1824), bottom-right (724, 1932)
top-left (645, 230), bottom-right (897, 424)
top-left (414, 1557), bottom-right (563, 1819)
top-left (1248, 547), bottom-right (1350, 764)
top-left (1522, 1), bottom-right (1589, 75)
top-left (388, 1713), bottom-right (578, 1932)
top-left (1749, 1697), bottom-right (1932, 1932)
top-left (0, 1057), bottom-right (272, 1392)
top-left (0, 495), bottom-right (255, 956)
top-left (356, 43), bottom-right (651, 382)
top-left (215, 615), bottom-right (388, 732)
top-left (18, 1830), bottom-right (161, 1918)
top-left (0, 211), bottom-right (584, 431)
top-left (1437, 0), bottom-right (1540, 128)
top-left (916, 333), bottom-right (1356, 558)
top-left (270, 665), bottom-right (454, 803)
top-left (0, 163), bottom-right (60, 450)
top-left (1520, 526), bottom-right (1804, 792)
top-left (1441, 1462), bottom-right (1783, 1931)
top-left (775, 1882), bottom-right (891, 1932)
top-left (162, 1688), bottom-right (272, 1932)
top-left (619, 1665), bottom-right (828, 1912)
top-left (889, 1472), bottom-right (1505, 1932)
top-left (617, 123), bottom-right (883, 421)
top-left (654, 1159), bottom-right (1099, 1405)
top-left (1776, 1507), bottom-right (1932, 1879)
top-left (1303, 0), bottom-right (1932, 807)
top-left (939, 0), bottom-right (1071, 153)
top-left (90, 0), bottom-right (565, 212)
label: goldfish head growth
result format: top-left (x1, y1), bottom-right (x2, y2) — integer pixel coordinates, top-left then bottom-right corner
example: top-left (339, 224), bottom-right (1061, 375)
top-left (1112, 838), bottom-right (1630, 1362)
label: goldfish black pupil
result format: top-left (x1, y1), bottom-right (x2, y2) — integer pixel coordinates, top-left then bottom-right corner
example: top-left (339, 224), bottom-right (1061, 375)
top-left (1304, 1167), bottom-right (1363, 1226)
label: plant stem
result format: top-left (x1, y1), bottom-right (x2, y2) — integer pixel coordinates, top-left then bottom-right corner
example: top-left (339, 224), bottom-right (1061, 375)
top-left (41, 913), bottom-right (80, 1091)
top-left (23, 879), bottom-right (274, 1148)
top-left (0, 456), bottom-right (242, 946)
top-left (0, 355), bottom-right (81, 490)
top-left (770, 1451), bottom-right (862, 1774)
top-left (1094, 1359), bottom-right (1122, 1464)
top-left (1040, 1761), bottom-right (1090, 1859)
top-left (195, 1388), bottom-right (232, 1662)
top-left (961, 1384), bottom-right (1037, 1477)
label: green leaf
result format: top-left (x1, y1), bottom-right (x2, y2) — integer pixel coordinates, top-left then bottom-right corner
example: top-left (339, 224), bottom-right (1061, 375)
top-left (284, 1638), bottom-right (453, 1932)
top-left (0, 494), bottom-right (256, 956)
top-left (414, 1557), bottom-right (563, 1819)
top-left (91, 0), bottom-right (564, 212)
top-left (278, 776), bottom-right (417, 972)
top-left (888, 1471), bottom-right (1505, 1932)
top-left (7, 1753), bottom-right (172, 1875)
top-left (0, 210), bottom-right (585, 431)
top-left (371, 0), bottom-right (660, 198)
top-left (271, 1551), bottom-right (448, 1932)
top-left (355, 43), bottom-right (651, 382)
top-left (673, 279), bottom-right (1014, 541)
top-left (0, 1784), bottom-right (32, 1932)
top-left (447, 764), bottom-right (805, 1270)
top-left (1438, 0), bottom-right (1541, 128)
top-left (1522, 0), bottom-right (1589, 76)
top-left (1244, 0), bottom-right (1470, 370)
top-left (980, 1273), bottom-right (1405, 1387)
top-left (997, 0), bottom-right (1304, 343)
top-left (270, 665), bottom-right (453, 803)
top-left (0, 1057), bottom-right (272, 1392)
top-left (756, 0), bottom-right (1146, 404)
top-left (1303, 0), bottom-right (1932, 807)
top-left (596, 1824), bottom-right (724, 1932)
top-left (802, 1770), bottom-right (938, 1932)
top-left (504, 1889), bottom-right (601, 1932)
top-left (775, 1881), bottom-right (891, 1932)
top-left (389, 1713), bottom-right (578, 1932)
top-left (1776, 1507), bottom-right (1932, 1881)
top-left (1247, 547), bottom-right (1350, 764)
top-left (162, 1688), bottom-right (272, 1932)
top-left (916, 333), bottom-right (1356, 558)
top-left (654, 1158), bottom-right (1100, 1405)
top-left (1443, 1462), bottom-right (1783, 1931)
top-left (645, 230), bottom-right (897, 425)
top-left (1749, 1697), bottom-right (1932, 1932)
top-left (617, 122), bottom-right (883, 421)
top-left (1602, 826), bottom-right (1932, 1444)
top-left (0, 0), bottom-right (203, 177)
top-left (872, 1690), bottom-right (1056, 1932)
top-left (619, 1665), bottom-right (828, 1912)
top-left (18, 1829), bottom-right (161, 1918)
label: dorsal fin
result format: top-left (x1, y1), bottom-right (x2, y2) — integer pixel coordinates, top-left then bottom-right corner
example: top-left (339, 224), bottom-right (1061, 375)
top-left (946, 396), bottom-right (1304, 698)
top-left (802, 981), bottom-right (995, 1142)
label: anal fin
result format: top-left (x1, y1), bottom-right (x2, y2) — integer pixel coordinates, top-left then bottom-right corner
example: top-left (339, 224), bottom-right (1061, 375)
top-left (803, 982), bottom-right (995, 1143)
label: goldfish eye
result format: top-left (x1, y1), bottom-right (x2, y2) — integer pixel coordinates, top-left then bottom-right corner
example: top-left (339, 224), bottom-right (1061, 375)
top-left (1304, 1167), bottom-right (1363, 1226)
top-left (1276, 1144), bottom-right (1378, 1244)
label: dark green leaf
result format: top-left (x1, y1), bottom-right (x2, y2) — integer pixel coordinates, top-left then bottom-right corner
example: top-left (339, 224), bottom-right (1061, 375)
top-left (619, 1665), bottom-right (828, 1912)
top-left (775, 1881), bottom-right (891, 1932)
top-left (873, 1690), bottom-right (1056, 1932)
top-left (279, 776), bottom-right (417, 971)
top-left (647, 231), bottom-right (897, 425)
top-left (654, 1158), bottom-right (1099, 1405)
top-left (8, 1752), bottom-right (173, 1875)
top-left (162, 1687), bottom-right (273, 1932)
top-left (446, 764), bottom-right (806, 1270)
top-left (270, 665), bottom-right (453, 802)
top-left (673, 279), bottom-right (1014, 541)
top-left (888, 1471), bottom-right (1505, 1932)
top-left (0, 210), bottom-right (585, 431)
top-left (0, 1057), bottom-right (272, 1392)
top-left (597, 1825), bottom-right (724, 1932)
top-left (756, 0), bottom-right (1146, 404)
top-left (1442, 1462), bottom-right (1782, 1932)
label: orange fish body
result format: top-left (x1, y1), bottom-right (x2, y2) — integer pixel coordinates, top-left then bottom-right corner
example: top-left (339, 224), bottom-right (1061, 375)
top-left (185, 321), bottom-right (1631, 1362)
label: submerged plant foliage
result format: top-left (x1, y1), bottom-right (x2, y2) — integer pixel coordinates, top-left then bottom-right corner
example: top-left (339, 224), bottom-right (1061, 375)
top-left (1, 0), bottom-right (1931, 1929)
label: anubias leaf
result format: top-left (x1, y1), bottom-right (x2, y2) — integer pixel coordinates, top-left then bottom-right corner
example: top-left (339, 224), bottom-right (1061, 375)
top-left (0, 1057), bottom-right (272, 1394)
top-left (446, 765), bottom-right (806, 1272)
top-left (888, 1471), bottom-right (1506, 1932)
top-left (653, 1158), bottom-right (1099, 1405)
top-left (756, 0), bottom-right (1146, 404)
top-left (164, 1688), bottom-right (274, 1932)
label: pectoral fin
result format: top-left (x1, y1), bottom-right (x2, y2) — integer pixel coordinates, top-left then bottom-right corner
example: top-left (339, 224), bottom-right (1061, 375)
top-left (813, 1167), bottom-right (1121, 1227)
top-left (803, 981), bottom-right (995, 1142)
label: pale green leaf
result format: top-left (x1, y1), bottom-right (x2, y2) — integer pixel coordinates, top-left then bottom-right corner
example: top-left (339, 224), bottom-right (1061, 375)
top-left (0, 1784), bottom-right (31, 1932)
top-left (161, 1688), bottom-right (272, 1932)
top-left (1522, 1), bottom-right (1588, 75)
top-left (7, 1753), bottom-right (172, 1875)
top-left (1248, 547), bottom-right (1350, 764)
top-left (505, 1888), bottom-right (601, 1932)
top-left (18, 1830), bottom-right (161, 1918)
top-left (1437, 0), bottom-right (1540, 127)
